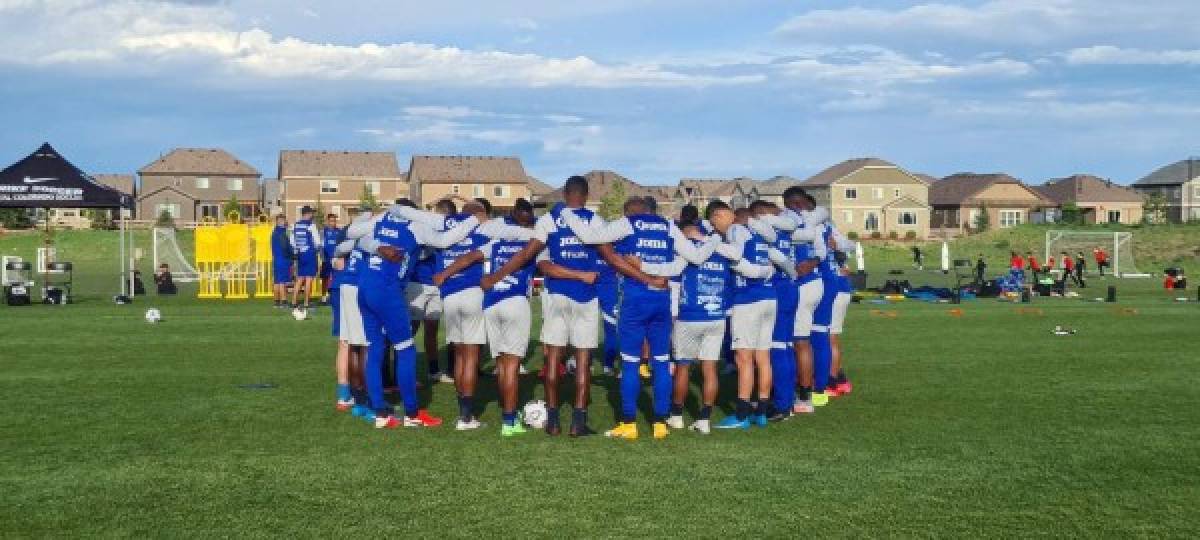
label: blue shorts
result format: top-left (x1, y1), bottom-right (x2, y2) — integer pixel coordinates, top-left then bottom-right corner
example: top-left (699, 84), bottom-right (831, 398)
top-left (814, 276), bottom-right (837, 329)
top-left (618, 294), bottom-right (672, 362)
top-left (772, 279), bottom-right (798, 344)
top-left (272, 261), bottom-right (293, 285)
top-left (330, 285), bottom-right (341, 337)
top-left (296, 255), bottom-right (319, 278)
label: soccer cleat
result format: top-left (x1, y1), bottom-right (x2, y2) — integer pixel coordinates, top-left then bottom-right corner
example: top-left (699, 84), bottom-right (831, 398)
top-left (714, 416), bottom-right (750, 430)
top-left (768, 411), bottom-right (792, 423)
top-left (752, 413), bottom-right (769, 427)
top-left (652, 422), bottom-right (669, 440)
top-left (568, 422), bottom-right (596, 438)
top-left (361, 410), bottom-right (378, 423)
top-left (639, 364), bottom-right (652, 379)
top-left (350, 404), bottom-right (368, 417)
top-left (812, 391), bottom-right (829, 407)
top-left (501, 422), bottom-right (528, 437)
top-left (690, 419), bottom-right (711, 435)
top-left (835, 381), bottom-right (853, 394)
top-left (404, 409), bottom-right (443, 427)
top-left (793, 399), bottom-right (814, 414)
top-left (825, 386), bottom-right (843, 398)
top-left (335, 399), bottom-right (354, 412)
top-left (374, 415), bottom-right (400, 429)
top-left (604, 422), bottom-right (639, 440)
top-left (435, 373), bottom-right (454, 384)
top-left (456, 417), bottom-right (483, 431)
top-left (666, 415), bottom-right (685, 429)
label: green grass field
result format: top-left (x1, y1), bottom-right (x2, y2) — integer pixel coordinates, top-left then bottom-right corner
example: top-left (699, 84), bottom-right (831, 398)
top-left (2, 229), bottom-right (1199, 537)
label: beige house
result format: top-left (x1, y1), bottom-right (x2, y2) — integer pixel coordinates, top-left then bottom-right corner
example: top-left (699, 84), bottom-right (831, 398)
top-left (673, 178), bottom-right (756, 210)
top-left (1034, 174), bottom-right (1144, 224)
top-left (42, 173), bottom-right (135, 228)
top-left (137, 148), bottom-right (262, 223)
top-left (278, 150), bottom-right (407, 221)
top-left (408, 155), bottom-right (530, 212)
top-left (931, 173), bottom-right (1052, 232)
top-left (539, 170), bottom-right (677, 217)
top-left (1132, 158), bottom-right (1200, 223)
top-left (527, 176), bottom-right (555, 206)
top-left (800, 158), bottom-right (931, 238)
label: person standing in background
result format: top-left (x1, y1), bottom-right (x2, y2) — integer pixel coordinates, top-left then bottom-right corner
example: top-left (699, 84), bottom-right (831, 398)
top-left (1093, 246), bottom-right (1109, 277)
top-left (974, 254), bottom-right (987, 286)
top-left (1074, 252), bottom-right (1088, 288)
top-left (1025, 251), bottom-right (1041, 282)
top-left (320, 213), bottom-right (341, 302)
top-left (270, 214), bottom-right (293, 308)
top-left (911, 245), bottom-right (924, 270)
top-left (290, 206), bottom-right (323, 313)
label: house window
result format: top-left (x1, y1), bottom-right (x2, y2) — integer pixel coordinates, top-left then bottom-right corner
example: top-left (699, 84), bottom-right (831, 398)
top-left (199, 204), bottom-right (220, 219)
top-left (195, 177), bottom-right (209, 189)
top-left (842, 210), bottom-right (853, 224)
top-left (1107, 210), bottom-right (1122, 224)
top-left (472, 184), bottom-right (484, 197)
top-left (451, 184), bottom-right (460, 195)
top-left (872, 187), bottom-right (883, 200)
top-left (999, 210), bottom-right (1023, 228)
top-left (968, 209), bottom-right (981, 228)
top-left (865, 212), bottom-right (879, 231)
top-left (493, 185), bottom-right (508, 198)
top-left (226, 178), bottom-right (243, 191)
top-left (365, 181), bottom-right (381, 196)
top-left (844, 188), bottom-right (858, 200)
top-left (320, 180), bottom-right (339, 194)
top-left (156, 203), bottom-right (181, 219)
top-left (897, 211), bottom-right (917, 226)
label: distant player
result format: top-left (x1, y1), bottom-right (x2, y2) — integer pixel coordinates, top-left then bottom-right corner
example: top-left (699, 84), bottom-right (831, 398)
top-left (270, 214), bottom-right (293, 308)
top-left (319, 213), bottom-right (340, 301)
top-left (825, 227), bottom-right (856, 397)
top-left (290, 206), bottom-right (322, 312)
top-left (1093, 246), bottom-right (1109, 276)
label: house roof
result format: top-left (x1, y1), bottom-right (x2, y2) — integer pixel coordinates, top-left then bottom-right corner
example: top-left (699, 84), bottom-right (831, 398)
top-left (279, 150), bottom-right (402, 178)
top-left (139, 148), bottom-right (260, 177)
top-left (1134, 158), bottom-right (1200, 186)
top-left (540, 170), bottom-right (669, 205)
top-left (1035, 174), bottom-right (1144, 204)
top-left (800, 157), bottom-right (897, 187)
top-left (93, 174), bottom-right (135, 195)
top-left (136, 184), bottom-right (195, 202)
top-left (913, 173), bottom-right (939, 185)
top-left (408, 155), bottom-right (527, 185)
top-left (757, 175), bottom-right (801, 196)
top-left (675, 178), bottom-right (753, 199)
top-left (526, 176), bottom-right (554, 198)
top-left (931, 172), bottom-right (1050, 206)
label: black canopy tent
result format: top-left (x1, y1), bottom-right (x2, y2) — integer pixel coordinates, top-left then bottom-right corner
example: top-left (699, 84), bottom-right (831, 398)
top-left (0, 143), bottom-right (136, 298)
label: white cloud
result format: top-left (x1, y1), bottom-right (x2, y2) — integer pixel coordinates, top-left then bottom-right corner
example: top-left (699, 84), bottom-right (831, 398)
top-left (0, 0), bottom-right (758, 88)
top-left (776, 47), bottom-right (1032, 86)
top-left (1064, 46), bottom-right (1200, 66)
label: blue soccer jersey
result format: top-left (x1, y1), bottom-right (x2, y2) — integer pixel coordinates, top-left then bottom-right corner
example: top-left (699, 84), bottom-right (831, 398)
top-left (435, 212), bottom-right (488, 298)
top-left (729, 224), bottom-right (774, 306)
top-left (677, 240), bottom-right (732, 323)
top-left (541, 207), bottom-right (600, 303)
top-left (482, 222), bottom-right (534, 309)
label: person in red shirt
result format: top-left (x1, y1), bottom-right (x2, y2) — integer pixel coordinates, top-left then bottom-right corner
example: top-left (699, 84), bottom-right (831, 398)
top-left (1025, 251), bottom-right (1041, 281)
top-left (1093, 246), bottom-right (1109, 277)
top-left (1061, 251), bottom-right (1082, 286)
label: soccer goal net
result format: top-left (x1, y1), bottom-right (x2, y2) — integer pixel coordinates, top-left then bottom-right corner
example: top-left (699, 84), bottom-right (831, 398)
top-left (153, 227), bottom-right (200, 282)
top-left (1044, 230), bottom-right (1144, 277)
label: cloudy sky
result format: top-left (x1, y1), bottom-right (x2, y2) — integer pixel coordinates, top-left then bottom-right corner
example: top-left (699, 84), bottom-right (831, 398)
top-left (1, 0), bottom-right (1198, 186)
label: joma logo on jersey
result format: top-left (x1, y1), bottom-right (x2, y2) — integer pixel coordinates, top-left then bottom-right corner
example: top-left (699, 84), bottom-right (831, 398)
top-left (701, 261), bottom-right (725, 271)
top-left (377, 228), bottom-right (399, 238)
top-left (497, 244), bottom-right (523, 254)
top-left (636, 238), bottom-right (667, 249)
top-left (633, 220), bottom-right (668, 232)
top-left (558, 237), bottom-right (582, 247)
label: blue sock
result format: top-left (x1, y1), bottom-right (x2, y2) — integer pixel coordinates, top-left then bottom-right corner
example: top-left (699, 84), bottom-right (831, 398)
top-left (502, 411), bottom-right (516, 426)
top-left (365, 339), bottom-right (389, 415)
top-left (770, 347), bottom-right (795, 413)
top-left (394, 344), bottom-right (418, 417)
top-left (812, 331), bottom-right (832, 392)
top-left (651, 361), bottom-right (672, 421)
top-left (603, 320), bottom-right (619, 369)
top-left (620, 359), bottom-right (640, 422)
top-left (336, 383), bottom-right (352, 401)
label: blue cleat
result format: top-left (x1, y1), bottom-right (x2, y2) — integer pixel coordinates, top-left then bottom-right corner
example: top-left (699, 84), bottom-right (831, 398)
top-left (752, 413), bottom-right (769, 427)
top-left (350, 405), bottom-right (368, 417)
top-left (713, 416), bottom-right (750, 430)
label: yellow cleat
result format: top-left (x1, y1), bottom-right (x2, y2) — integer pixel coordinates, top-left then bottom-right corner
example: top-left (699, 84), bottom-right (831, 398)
top-left (812, 391), bottom-right (829, 407)
top-left (639, 364), bottom-right (652, 379)
top-left (604, 422), bottom-right (639, 440)
top-left (653, 422), bottom-right (669, 440)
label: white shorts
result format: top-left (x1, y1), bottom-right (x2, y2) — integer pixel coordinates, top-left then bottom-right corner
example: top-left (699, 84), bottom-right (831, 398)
top-left (830, 291), bottom-right (853, 334)
top-left (540, 293), bottom-right (599, 348)
top-left (793, 279), bottom-right (825, 339)
top-left (405, 282), bottom-right (443, 321)
top-left (338, 285), bottom-right (368, 346)
top-left (485, 296), bottom-right (531, 359)
top-left (730, 299), bottom-right (776, 350)
top-left (442, 287), bottom-right (486, 345)
top-left (673, 320), bottom-right (725, 361)
top-left (669, 281), bottom-right (681, 319)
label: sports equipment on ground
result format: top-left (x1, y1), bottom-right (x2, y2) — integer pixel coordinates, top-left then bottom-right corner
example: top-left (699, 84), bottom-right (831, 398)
top-left (812, 392), bottom-right (829, 407)
top-left (522, 400), bottom-right (547, 429)
top-left (1044, 230), bottom-right (1143, 277)
top-left (714, 416), bottom-right (750, 430)
top-left (374, 416), bottom-right (400, 429)
top-left (144, 308), bottom-right (162, 323)
top-left (152, 227), bottom-right (200, 283)
top-left (605, 422), bottom-right (638, 440)
top-left (652, 422), bottom-right (669, 440)
top-left (501, 422), bottom-right (527, 437)
top-left (690, 419), bottom-right (711, 434)
top-left (291, 307), bottom-right (308, 321)
top-left (404, 410), bottom-right (443, 427)
top-left (456, 418), bottom-right (483, 430)
top-left (666, 415), bottom-right (685, 429)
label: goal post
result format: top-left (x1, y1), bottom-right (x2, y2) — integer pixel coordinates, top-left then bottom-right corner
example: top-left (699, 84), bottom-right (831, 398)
top-left (1044, 230), bottom-right (1143, 277)
top-left (153, 227), bottom-right (201, 283)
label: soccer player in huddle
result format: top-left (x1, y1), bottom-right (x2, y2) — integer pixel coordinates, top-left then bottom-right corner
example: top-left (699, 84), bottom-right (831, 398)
top-left (826, 226), bottom-right (856, 397)
top-left (327, 208), bottom-right (367, 411)
top-left (290, 206), bottom-right (322, 313)
top-left (406, 198), bottom-right (455, 384)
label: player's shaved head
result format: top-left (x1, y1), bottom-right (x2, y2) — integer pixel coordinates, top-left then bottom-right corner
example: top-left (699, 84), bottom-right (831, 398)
top-left (563, 175), bottom-right (589, 207)
top-left (623, 197), bottom-right (648, 215)
top-left (434, 199), bottom-right (457, 215)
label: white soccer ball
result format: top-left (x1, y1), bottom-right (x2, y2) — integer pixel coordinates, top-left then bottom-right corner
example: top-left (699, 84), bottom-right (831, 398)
top-left (144, 308), bottom-right (162, 323)
top-left (523, 400), bottom-right (548, 429)
top-left (291, 307), bottom-right (308, 321)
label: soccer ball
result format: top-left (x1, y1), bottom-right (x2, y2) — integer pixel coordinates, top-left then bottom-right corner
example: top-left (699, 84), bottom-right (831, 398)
top-left (291, 307), bottom-right (308, 321)
top-left (523, 400), bottom-right (548, 429)
top-left (144, 308), bottom-right (162, 323)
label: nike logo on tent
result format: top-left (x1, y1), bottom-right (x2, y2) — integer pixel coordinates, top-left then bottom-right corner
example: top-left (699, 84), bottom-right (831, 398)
top-left (23, 176), bottom-right (57, 184)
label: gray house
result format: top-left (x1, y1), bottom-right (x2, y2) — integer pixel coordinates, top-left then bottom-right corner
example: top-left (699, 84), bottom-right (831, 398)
top-left (1132, 158), bottom-right (1200, 223)
top-left (137, 148), bottom-right (263, 223)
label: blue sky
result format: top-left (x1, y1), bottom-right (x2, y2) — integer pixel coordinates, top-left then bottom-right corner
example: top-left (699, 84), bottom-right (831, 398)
top-left (1, 0), bottom-right (1198, 186)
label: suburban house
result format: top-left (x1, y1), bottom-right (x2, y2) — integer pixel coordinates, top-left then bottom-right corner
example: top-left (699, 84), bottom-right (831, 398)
top-left (800, 158), bottom-right (931, 239)
top-left (527, 176), bottom-right (555, 206)
top-left (931, 173), bottom-right (1052, 233)
top-left (278, 150), bottom-right (407, 221)
top-left (137, 148), bottom-right (262, 223)
top-left (260, 178), bottom-right (281, 217)
top-left (408, 155), bottom-right (530, 212)
top-left (1132, 158), bottom-right (1200, 223)
top-left (44, 173), bottom-right (135, 228)
top-left (673, 178), bottom-right (755, 209)
top-left (1033, 174), bottom-right (1144, 224)
top-left (539, 170), bottom-right (676, 217)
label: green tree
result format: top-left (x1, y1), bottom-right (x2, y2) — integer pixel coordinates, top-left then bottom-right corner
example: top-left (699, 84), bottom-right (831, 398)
top-left (86, 209), bottom-right (112, 230)
top-left (1060, 202), bottom-right (1082, 225)
top-left (597, 180), bottom-right (625, 220)
top-left (1143, 192), bottom-right (1167, 224)
top-left (359, 184), bottom-right (379, 210)
top-left (155, 208), bottom-right (176, 228)
top-left (0, 208), bottom-right (32, 229)
top-left (972, 205), bottom-right (990, 232)
top-left (222, 195), bottom-right (242, 222)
